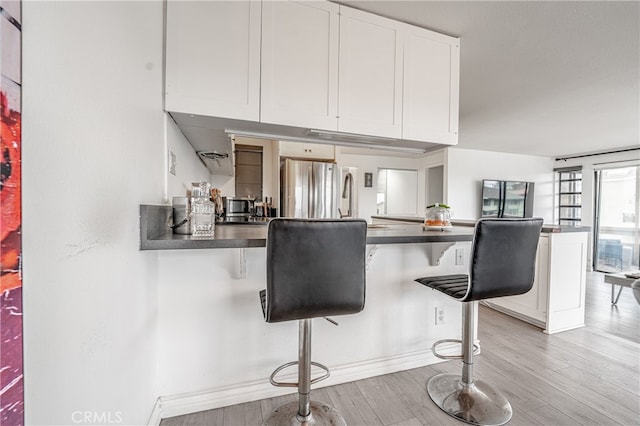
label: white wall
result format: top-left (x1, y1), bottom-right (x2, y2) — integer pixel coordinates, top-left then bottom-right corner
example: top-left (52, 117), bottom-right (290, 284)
top-left (156, 243), bottom-right (466, 416)
top-left (445, 147), bottom-right (555, 221)
top-left (385, 169), bottom-right (419, 215)
top-left (421, 149), bottom-right (447, 208)
top-left (22, 2), bottom-right (164, 424)
top-left (336, 150), bottom-right (427, 221)
top-left (166, 117), bottom-right (211, 202)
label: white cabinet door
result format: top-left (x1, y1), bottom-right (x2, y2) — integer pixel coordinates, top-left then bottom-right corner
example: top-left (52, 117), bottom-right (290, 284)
top-left (279, 141), bottom-right (335, 160)
top-left (403, 25), bottom-right (460, 144)
top-left (165, 0), bottom-right (261, 121)
top-left (545, 232), bottom-right (588, 334)
top-left (484, 232), bottom-right (589, 334)
top-left (261, 1), bottom-right (339, 130)
top-left (338, 6), bottom-right (403, 138)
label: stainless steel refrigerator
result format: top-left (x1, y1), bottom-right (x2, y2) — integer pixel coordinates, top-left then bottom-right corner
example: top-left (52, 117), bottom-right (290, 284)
top-left (281, 158), bottom-right (337, 218)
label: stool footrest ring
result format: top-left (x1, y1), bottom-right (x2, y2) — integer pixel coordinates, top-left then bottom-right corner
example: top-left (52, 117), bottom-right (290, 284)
top-left (269, 361), bottom-right (330, 387)
top-left (432, 339), bottom-right (480, 360)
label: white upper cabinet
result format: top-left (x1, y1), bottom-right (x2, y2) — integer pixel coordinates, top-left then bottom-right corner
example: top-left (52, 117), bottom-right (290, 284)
top-left (261, 1), bottom-right (339, 130)
top-left (337, 7), bottom-right (403, 138)
top-left (278, 141), bottom-right (335, 160)
top-left (164, 0), bottom-right (460, 146)
top-left (165, 0), bottom-right (261, 121)
top-left (402, 24), bottom-right (460, 144)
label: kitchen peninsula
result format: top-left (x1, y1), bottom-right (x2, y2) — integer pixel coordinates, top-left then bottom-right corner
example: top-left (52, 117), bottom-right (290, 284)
top-left (140, 206), bottom-right (586, 417)
top-left (141, 205), bottom-right (473, 418)
top-left (140, 205), bottom-right (474, 250)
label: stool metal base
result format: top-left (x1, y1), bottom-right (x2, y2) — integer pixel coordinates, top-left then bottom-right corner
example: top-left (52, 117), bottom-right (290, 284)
top-left (427, 373), bottom-right (512, 426)
top-left (262, 400), bottom-right (346, 426)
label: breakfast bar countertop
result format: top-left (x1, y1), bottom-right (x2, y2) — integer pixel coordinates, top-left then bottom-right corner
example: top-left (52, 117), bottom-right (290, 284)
top-left (140, 205), bottom-right (475, 250)
top-left (371, 215), bottom-right (592, 233)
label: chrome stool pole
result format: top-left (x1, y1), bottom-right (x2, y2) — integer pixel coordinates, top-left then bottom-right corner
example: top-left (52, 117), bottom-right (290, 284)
top-left (298, 318), bottom-right (311, 420)
top-left (263, 319), bottom-right (345, 426)
top-left (427, 303), bottom-right (512, 425)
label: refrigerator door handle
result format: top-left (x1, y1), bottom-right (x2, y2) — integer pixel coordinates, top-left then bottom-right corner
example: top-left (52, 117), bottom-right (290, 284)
top-left (311, 165), bottom-right (318, 218)
top-left (307, 165), bottom-right (312, 218)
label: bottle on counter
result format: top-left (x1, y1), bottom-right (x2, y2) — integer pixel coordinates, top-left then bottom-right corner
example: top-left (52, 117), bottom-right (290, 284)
top-left (190, 181), bottom-right (215, 237)
top-left (211, 188), bottom-right (224, 221)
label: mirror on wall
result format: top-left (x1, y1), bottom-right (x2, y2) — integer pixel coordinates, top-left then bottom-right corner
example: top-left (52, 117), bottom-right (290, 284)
top-left (377, 168), bottom-right (418, 215)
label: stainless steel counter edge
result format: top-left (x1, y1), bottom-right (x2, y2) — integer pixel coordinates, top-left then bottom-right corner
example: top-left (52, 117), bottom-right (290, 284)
top-left (140, 205), bottom-right (474, 250)
top-left (371, 215), bottom-right (591, 233)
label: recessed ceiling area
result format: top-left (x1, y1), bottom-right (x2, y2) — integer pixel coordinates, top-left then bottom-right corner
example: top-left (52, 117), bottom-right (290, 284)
top-left (335, 0), bottom-right (639, 158)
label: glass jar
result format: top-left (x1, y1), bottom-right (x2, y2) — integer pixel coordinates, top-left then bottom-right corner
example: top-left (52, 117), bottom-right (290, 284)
top-left (424, 203), bottom-right (451, 227)
top-left (191, 195), bottom-right (215, 237)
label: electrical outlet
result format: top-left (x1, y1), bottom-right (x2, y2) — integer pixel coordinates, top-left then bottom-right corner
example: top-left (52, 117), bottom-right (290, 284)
top-left (455, 248), bottom-right (464, 265)
top-left (435, 305), bottom-right (446, 325)
top-left (169, 150), bottom-right (177, 176)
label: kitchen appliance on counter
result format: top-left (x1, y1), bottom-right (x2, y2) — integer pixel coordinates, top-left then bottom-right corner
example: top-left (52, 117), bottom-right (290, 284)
top-left (222, 196), bottom-right (255, 220)
top-left (281, 158), bottom-right (337, 218)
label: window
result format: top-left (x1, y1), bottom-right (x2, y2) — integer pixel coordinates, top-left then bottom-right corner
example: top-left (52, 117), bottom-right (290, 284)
top-left (556, 167), bottom-right (582, 226)
top-left (594, 165), bottom-right (640, 272)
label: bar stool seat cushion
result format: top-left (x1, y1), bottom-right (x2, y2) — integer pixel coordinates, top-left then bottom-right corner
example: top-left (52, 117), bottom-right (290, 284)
top-left (415, 274), bottom-right (469, 299)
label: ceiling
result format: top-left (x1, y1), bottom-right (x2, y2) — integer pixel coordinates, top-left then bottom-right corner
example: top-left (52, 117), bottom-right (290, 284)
top-left (335, 0), bottom-right (639, 158)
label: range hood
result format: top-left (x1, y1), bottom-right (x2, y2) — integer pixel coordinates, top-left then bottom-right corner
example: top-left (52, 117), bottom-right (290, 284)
top-left (169, 113), bottom-right (234, 176)
top-left (169, 111), bottom-right (443, 174)
top-left (197, 151), bottom-right (231, 175)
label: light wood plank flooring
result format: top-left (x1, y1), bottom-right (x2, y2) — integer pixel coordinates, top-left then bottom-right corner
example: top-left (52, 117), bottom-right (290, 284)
top-left (161, 272), bottom-right (639, 425)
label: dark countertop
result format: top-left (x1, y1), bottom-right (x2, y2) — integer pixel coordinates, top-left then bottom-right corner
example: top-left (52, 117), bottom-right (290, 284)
top-left (371, 215), bottom-right (591, 233)
top-left (216, 217), bottom-right (272, 225)
top-left (140, 205), bottom-right (474, 250)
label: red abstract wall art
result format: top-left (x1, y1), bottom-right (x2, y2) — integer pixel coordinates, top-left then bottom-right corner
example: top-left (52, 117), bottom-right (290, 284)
top-left (0, 1), bottom-right (23, 424)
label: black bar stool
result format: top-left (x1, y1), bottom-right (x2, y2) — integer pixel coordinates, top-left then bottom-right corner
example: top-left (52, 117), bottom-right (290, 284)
top-left (415, 218), bottom-right (543, 426)
top-left (259, 218), bottom-right (367, 426)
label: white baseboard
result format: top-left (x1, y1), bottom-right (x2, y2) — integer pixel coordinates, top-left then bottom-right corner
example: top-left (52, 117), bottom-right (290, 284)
top-left (481, 301), bottom-right (546, 330)
top-left (146, 397), bottom-right (162, 426)
top-left (155, 345), bottom-right (455, 421)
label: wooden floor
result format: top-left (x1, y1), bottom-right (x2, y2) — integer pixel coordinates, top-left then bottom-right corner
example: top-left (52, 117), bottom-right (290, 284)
top-left (161, 272), bottom-right (640, 426)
